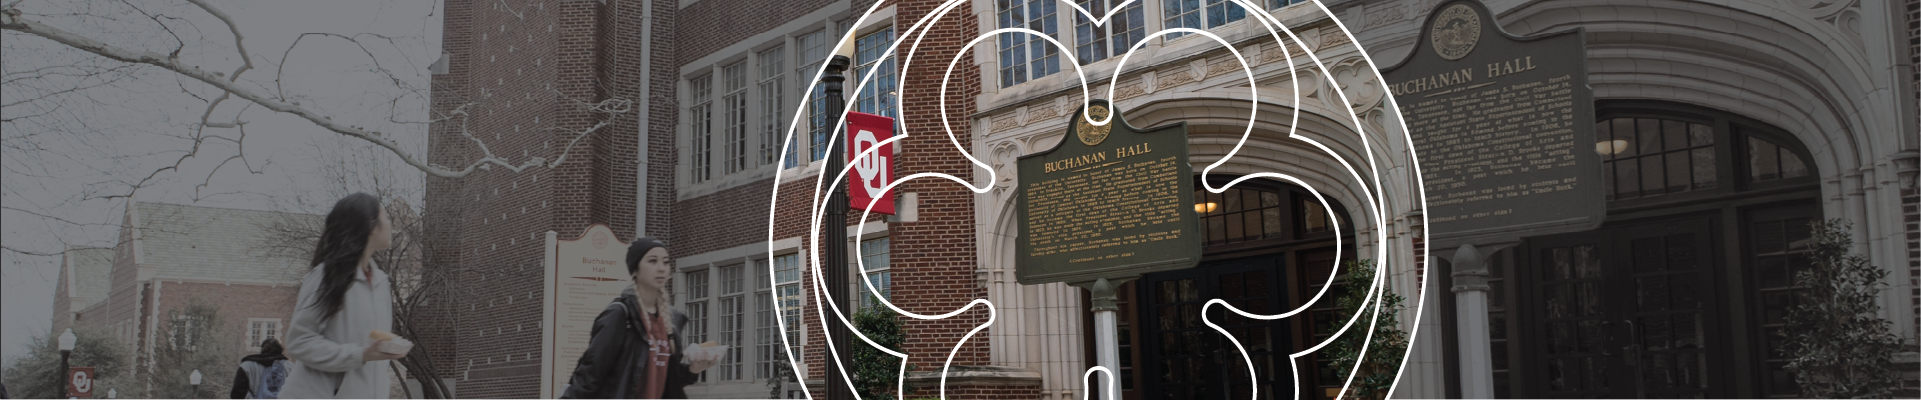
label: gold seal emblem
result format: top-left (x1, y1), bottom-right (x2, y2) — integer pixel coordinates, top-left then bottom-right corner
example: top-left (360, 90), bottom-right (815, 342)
top-left (1076, 105), bottom-right (1112, 146)
top-left (1430, 4), bottom-right (1480, 61)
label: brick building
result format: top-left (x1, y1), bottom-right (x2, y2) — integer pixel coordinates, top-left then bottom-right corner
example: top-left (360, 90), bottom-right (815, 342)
top-left (421, 0), bottom-right (1917, 399)
top-left (51, 200), bottom-right (317, 385)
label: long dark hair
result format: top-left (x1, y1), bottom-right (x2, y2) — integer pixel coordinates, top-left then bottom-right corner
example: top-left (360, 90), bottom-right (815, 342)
top-left (307, 192), bottom-right (382, 322)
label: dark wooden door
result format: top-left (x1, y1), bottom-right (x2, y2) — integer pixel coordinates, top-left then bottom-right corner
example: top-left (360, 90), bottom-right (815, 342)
top-left (1521, 218), bottom-right (1721, 398)
top-left (1138, 255), bottom-right (1291, 399)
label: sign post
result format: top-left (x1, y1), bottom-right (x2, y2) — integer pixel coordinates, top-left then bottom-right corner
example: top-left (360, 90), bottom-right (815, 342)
top-left (1015, 100), bottom-right (1202, 399)
top-left (540, 224), bottom-right (634, 399)
top-left (67, 367), bottom-right (94, 398)
top-left (1381, 0), bottom-right (1602, 396)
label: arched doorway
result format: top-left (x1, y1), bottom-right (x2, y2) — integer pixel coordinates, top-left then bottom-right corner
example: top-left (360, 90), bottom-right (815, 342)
top-left (1089, 175), bottom-right (1357, 399)
top-left (1449, 100), bottom-right (1822, 398)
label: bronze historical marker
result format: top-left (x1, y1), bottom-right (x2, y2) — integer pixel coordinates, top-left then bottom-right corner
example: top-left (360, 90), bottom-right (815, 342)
top-left (1015, 100), bottom-right (1203, 286)
top-left (1381, 0), bottom-right (1604, 245)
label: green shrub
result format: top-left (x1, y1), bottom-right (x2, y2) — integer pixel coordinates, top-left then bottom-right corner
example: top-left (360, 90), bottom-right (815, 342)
top-left (1322, 259), bottom-right (1409, 400)
top-left (1777, 219), bottom-right (1903, 398)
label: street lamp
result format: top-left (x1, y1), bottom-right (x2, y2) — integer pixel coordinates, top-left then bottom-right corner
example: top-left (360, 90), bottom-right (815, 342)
top-left (189, 369), bottom-right (202, 399)
top-left (821, 33), bottom-right (855, 401)
top-left (57, 328), bottom-right (75, 398)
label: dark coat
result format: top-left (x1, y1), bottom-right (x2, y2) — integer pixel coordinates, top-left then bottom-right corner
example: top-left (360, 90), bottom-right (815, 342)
top-left (559, 288), bottom-right (695, 399)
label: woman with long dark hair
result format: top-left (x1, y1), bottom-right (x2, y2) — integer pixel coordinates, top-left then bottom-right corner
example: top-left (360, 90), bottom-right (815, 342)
top-left (560, 238), bottom-right (721, 399)
top-left (280, 193), bottom-right (407, 398)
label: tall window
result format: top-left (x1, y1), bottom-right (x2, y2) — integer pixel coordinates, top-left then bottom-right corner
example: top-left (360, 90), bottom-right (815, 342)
top-left (853, 27), bottom-right (897, 119)
top-left (997, 0), bottom-right (1061, 87)
top-left (689, 74), bottom-right (714, 182)
top-left (247, 318), bottom-right (280, 351)
top-left (773, 253), bottom-right (804, 368)
top-left (796, 29), bottom-right (831, 163)
top-left (759, 46), bottom-right (787, 167)
top-left (684, 269), bottom-right (711, 381)
top-left (717, 264), bottom-right (746, 380)
top-left (856, 237), bottom-right (891, 310)
top-left (755, 260), bottom-right (779, 379)
top-left (1073, 0), bottom-right (1145, 65)
top-left (1163, 0), bottom-right (1246, 39)
top-left (722, 63), bottom-right (749, 175)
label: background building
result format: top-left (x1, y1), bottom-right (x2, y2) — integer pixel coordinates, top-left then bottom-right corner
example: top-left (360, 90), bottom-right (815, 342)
top-left (51, 201), bottom-right (317, 388)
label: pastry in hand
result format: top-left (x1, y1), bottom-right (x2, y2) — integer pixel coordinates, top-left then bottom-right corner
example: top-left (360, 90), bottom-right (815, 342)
top-left (369, 330), bottom-right (413, 355)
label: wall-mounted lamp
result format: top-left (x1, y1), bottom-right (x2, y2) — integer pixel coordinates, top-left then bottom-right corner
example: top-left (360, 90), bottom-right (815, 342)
top-left (1595, 139), bottom-right (1630, 156)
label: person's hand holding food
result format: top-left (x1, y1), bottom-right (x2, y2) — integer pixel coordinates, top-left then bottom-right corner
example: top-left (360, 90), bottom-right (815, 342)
top-left (687, 341), bottom-right (725, 373)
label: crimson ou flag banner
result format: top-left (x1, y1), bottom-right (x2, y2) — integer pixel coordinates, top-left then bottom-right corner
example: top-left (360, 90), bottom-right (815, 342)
top-left (846, 111), bottom-right (895, 215)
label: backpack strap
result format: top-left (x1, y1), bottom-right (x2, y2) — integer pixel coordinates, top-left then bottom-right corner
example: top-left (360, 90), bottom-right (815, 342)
top-left (612, 300), bottom-right (636, 332)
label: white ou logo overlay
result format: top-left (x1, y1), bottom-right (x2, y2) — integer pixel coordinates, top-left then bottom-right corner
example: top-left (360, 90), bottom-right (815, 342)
top-left (852, 129), bottom-right (888, 199)
top-left (71, 370), bottom-right (92, 393)
top-left (766, 1), bottom-right (1427, 399)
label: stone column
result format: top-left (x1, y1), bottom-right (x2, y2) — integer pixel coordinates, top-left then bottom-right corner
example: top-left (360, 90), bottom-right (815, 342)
top-left (1450, 244), bottom-right (1497, 398)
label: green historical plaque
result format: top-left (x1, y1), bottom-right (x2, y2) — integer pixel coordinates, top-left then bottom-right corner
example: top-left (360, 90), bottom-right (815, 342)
top-left (1015, 100), bottom-right (1203, 286)
top-left (1381, 0), bottom-right (1604, 246)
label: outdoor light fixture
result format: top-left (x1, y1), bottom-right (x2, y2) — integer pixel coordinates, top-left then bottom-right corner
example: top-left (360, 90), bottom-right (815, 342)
top-left (58, 328), bottom-right (76, 351)
top-left (1195, 202), bottom-right (1219, 213)
top-left (190, 369), bottom-right (202, 398)
top-left (1595, 139), bottom-right (1629, 156)
top-left (108, 389), bottom-right (116, 399)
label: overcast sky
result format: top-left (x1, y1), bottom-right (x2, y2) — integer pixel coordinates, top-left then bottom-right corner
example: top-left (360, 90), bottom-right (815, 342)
top-left (2, 0), bottom-right (442, 363)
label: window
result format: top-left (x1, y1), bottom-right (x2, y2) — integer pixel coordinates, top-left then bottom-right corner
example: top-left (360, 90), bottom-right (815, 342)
top-left (856, 237), bottom-right (891, 310)
top-left (717, 264), bottom-right (746, 381)
top-left (997, 0), bottom-right (1062, 87)
top-left (168, 315), bottom-right (205, 350)
top-left (1748, 210), bottom-right (1814, 397)
top-left (1072, 0), bottom-right (1145, 65)
top-left (853, 27), bottom-right (897, 119)
top-left (722, 63), bottom-right (749, 175)
top-left (755, 266), bottom-right (779, 380)
top-left (773, 253), bottom-right (804, 368)
top-left (1745, 131), bottom-right (1810, 183)
top-left (759, 47), bottom-right (787, 167)
top-left (684, 269), bottom-right (710, 380)
top-left (1268, 0), bottom-right (1309, 9)
top-left (1598, 118), bottom-right (1716, 199)
top-left (796, 30), bottom-right (831, 164)
top-left (1163, 0), bottom-right (1245, 39)
top-left (1194, 186), bottom-right (1284, 246)
top-left (247, 318), bottom-right (281, 351)
top-left (689, 74), bottom-right (714, 182)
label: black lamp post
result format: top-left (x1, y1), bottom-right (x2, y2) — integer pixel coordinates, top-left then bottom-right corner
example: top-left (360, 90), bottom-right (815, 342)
top-left (57, 328), bottom-right (74, 399)
top-left (822, 37), bottom-right (855, 401)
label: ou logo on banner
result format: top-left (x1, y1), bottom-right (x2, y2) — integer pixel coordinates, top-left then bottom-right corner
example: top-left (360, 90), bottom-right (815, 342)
top-left (845, 112), bottom-right (895, 215)
top-left (69, 367), bottom-right (95, 397)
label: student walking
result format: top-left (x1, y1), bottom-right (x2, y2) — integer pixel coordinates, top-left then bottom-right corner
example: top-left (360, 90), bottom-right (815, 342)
top-left (280, 193), bottom-right (408, 398)
top-left (560, 238), bottom-right (721, 399)
top-left (230, 338), bottom-right (291, 399)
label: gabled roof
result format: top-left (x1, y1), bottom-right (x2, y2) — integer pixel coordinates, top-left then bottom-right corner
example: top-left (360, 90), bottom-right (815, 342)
top-left (133, 202), bottom-right (321, 284)
top-left (65, 247), bottom-right (115, 308)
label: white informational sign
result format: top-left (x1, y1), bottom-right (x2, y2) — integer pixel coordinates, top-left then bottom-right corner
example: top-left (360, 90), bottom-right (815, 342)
top-left (539, 224), bottom-right (634, 399)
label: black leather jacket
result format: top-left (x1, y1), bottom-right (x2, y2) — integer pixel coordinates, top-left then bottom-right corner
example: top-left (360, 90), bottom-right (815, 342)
top-left (560, 289), bottom-right (695, 399)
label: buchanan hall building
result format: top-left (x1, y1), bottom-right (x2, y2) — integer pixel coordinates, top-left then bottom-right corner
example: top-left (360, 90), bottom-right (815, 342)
top-left (420, 0), bottom-right (1918, 398)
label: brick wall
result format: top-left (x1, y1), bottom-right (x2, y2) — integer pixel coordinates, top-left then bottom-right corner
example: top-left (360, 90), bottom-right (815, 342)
top-left (150, 282), bottom-right (300, 352)
top-left (422, 0), bottom-right (667, 397)
top-left (1908, 0), bottom-right (1919, 344)
top-left (889, 0), bottom-right (996, 376)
